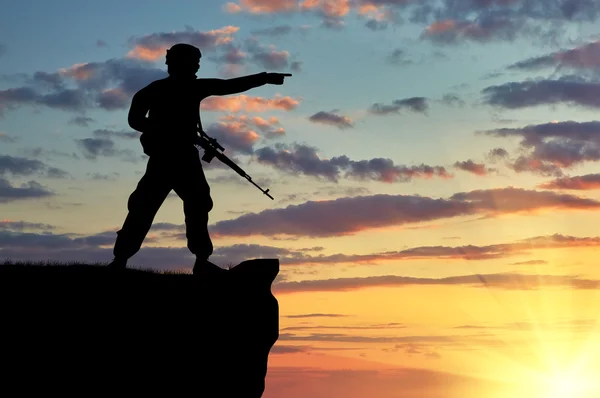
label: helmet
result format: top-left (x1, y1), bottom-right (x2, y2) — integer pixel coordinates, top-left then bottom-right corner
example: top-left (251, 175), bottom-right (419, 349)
top-left (165, 43), bottom-right (201, 65)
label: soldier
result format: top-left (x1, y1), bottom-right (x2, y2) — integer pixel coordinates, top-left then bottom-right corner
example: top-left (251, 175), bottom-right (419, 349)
top-left (107, 43), bottom-right (291, 274)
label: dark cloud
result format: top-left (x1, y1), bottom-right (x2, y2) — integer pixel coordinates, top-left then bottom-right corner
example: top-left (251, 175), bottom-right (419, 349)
top-left (509, 260), bottom-right (548, 265)
top-left (308, 111), bottom-right (354, 129)
top-left (0, 132), bottom-right (16, 143)
top-left (269, 345), bottom-right (309, 354)
top-left (20, 147), bottom-right (80, 160)
top-left (251, 25), bottom-right (294, 37)
top-left (538, 173), bottom-right (600, 190)
top-left (254, 142), bottom-right (450, 183)
top-left (479, 120), bottom-right (600, 175)
top-left (487, 147), bottom-right (509, 161)
top-left (508, 39), bottom-right (600, 72)
top-left (96, 40), bottom-right (108, 47)
top-left (385, 49), bottom-right (413, 66)
top-left (210, 188), bottom-right (600, 238)
top-left (440, 94), bottom-right (465, 107)
top-left (273, 272), bottom-right (600, 294)
top-left (92, 129), bottom-right (139, 140)
top-left (69, 116), bottom-right (95, 127)
top-left (75, 137), bottom-right (138, 162)
top-left (248, 45), bottom-right (292, 70)
top-left (0, 154), bottom-right (69, 179)
top-left (0, 177), bottom-right (54, 203)
top-left (283, 323), bottom-right (406, 331)
top-left (481, 76), bottom-right (600, 110)
top-left (126, 26), bottom-right (240, 61)
top-left (0, 221), bottom-right (56, 231)
top-left (453, 160), bottom-right (492, 176)
top-left (268, 233), bottom-right (600, 266)
top-left (87, 172), bottom-right (120, 181)
top-left (365, 19), bottom-right (389, 31)
top-left (421, 16), bottom-right (521, 44)
top-left (0, 58), bottom-right (167, 116)
top-left (283, 313), bottom-right (350, 319)
top-left (369, 97), bottom-right (428, 115)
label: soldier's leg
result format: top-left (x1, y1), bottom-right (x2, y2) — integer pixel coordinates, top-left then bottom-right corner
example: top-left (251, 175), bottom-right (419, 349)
top-left (112, 157), bottom-right (172, 265)
top-left (172, 152), bottom-right (214, 264)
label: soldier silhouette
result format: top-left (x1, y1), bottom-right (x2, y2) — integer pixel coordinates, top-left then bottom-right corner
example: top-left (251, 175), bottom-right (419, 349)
top-left (107, 43), bottom-right (291, 274)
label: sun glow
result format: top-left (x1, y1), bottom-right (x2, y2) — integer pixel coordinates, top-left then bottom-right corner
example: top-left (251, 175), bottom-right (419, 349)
top-left (539, 370), bottom-right (598, 398)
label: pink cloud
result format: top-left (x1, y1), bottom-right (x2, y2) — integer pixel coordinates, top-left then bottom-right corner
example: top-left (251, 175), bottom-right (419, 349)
top-left (225, 0), bottom-right (298, 14)
top-left (201, 94), bottom-right (300, 112)
top-left (273, 272), bottom-right (600, 294)
top-left (210, 188), bottom-right (600, 238)
top-left (538, 174), bottom-right (600, 190)
top-left (126, 26), bottom-right (240, 61)
top-left (453, 160), bottom-right (490, 176)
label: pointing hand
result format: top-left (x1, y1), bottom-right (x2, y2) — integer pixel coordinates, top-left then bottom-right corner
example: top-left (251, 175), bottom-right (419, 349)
top-left (266, 73), bottom-right (292, 85)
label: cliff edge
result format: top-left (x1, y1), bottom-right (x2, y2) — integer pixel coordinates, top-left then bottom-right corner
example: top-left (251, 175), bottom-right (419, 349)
top-left (0, 258), bottom-right (280, 397)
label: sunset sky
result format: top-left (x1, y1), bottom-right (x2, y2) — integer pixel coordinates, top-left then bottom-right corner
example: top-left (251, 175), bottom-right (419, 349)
top-left (3, 0), bottom-right (600, 396)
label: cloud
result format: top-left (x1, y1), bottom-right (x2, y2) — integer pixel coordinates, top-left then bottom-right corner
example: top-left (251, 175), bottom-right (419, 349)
top-left (440, 94), bottom-right (465, 107)
top-left (273, 272), bottom-right (600, 294)
top-left (0, 132), bottom-right (16, 143)
top-left (0, 155), bottom-right (70, 179)
top-left (0, 220), bottom-right (56, 231)
top-left (264, 366), bottom-right (530, 398)
top-left (204, 114), bottom-right (285, 154)
top-left (487, 147), bottom-right (509, 161)
top-left (479, 120), bottom-right (600, 175)
top-left (96, 40), bottom-right (108, 48)
top-left (538, 173), bottom-right (600, 190)
top-left (453, 160), bottom-right (491, 176)
top-left (210, 187), bottom-right (600, 238)
top-left (0, 177), bottom-right (54, 203)
top-left (0, 58), bottom-right (167, 116)
top-left (75, 137), bottom-right (138, 162)
top-left (251, 25), bottom-right (294, 37)
top-left (282, 324), bottom-right (407, 332)
top-left (385, 49), bottom-right (413, 66)
top-left (201, 94), bottom-right (300, 112)
top-left (509, 260), bottom-right (548, 265)
top-left (369, 97), bottom-right (428, 115)
top-left (481, 76), bottom-right (600, 110)
top-left (272, 233), bottom-right (600, 266)
top-left (270, 345), bottom-right (309, 354)
top-left (283, 313), bottom-right (350, 319)
top-left (69, 116), bottom-right (95, 127)
top-left (254, 142), bottom-right (451, 184)
top-left (126, 26), bottom-right (240, 61)
top-left (87, 172), bottom-right (120, 181)
top-left (224, 0), bottom-right (297, 14)
top-left (421, 17), bottom-right (520, 44)
top-left (92, 128), bottom-right (140, 140)
top-left (242, 37), bottom-right (298, 71)
top-left (508, 39), bottom-right (600, 72)
top-left (19, 147), bottom-right (80, 160)
top-left (308, 111), bottom-right (354, 129)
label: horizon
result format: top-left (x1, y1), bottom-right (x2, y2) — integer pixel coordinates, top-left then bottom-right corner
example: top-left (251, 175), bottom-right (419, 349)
top-left (3, 0), bottom-right (600, 396)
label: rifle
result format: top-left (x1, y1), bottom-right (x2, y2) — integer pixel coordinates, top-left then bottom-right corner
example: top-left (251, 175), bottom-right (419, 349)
top-left (194, 128), bottom-right (274, 200)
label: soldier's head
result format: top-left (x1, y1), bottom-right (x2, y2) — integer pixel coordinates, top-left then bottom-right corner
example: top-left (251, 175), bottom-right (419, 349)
top-left (166, 43), bottom-right (201, 77)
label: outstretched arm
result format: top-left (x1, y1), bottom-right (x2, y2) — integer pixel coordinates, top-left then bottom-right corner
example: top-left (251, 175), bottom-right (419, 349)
top-left (204, 72), bottom-right (292, 96)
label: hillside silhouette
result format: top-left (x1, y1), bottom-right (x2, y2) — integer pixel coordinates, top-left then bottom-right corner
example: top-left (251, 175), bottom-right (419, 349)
top-left (1, 258), bottom-right (279, 397)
